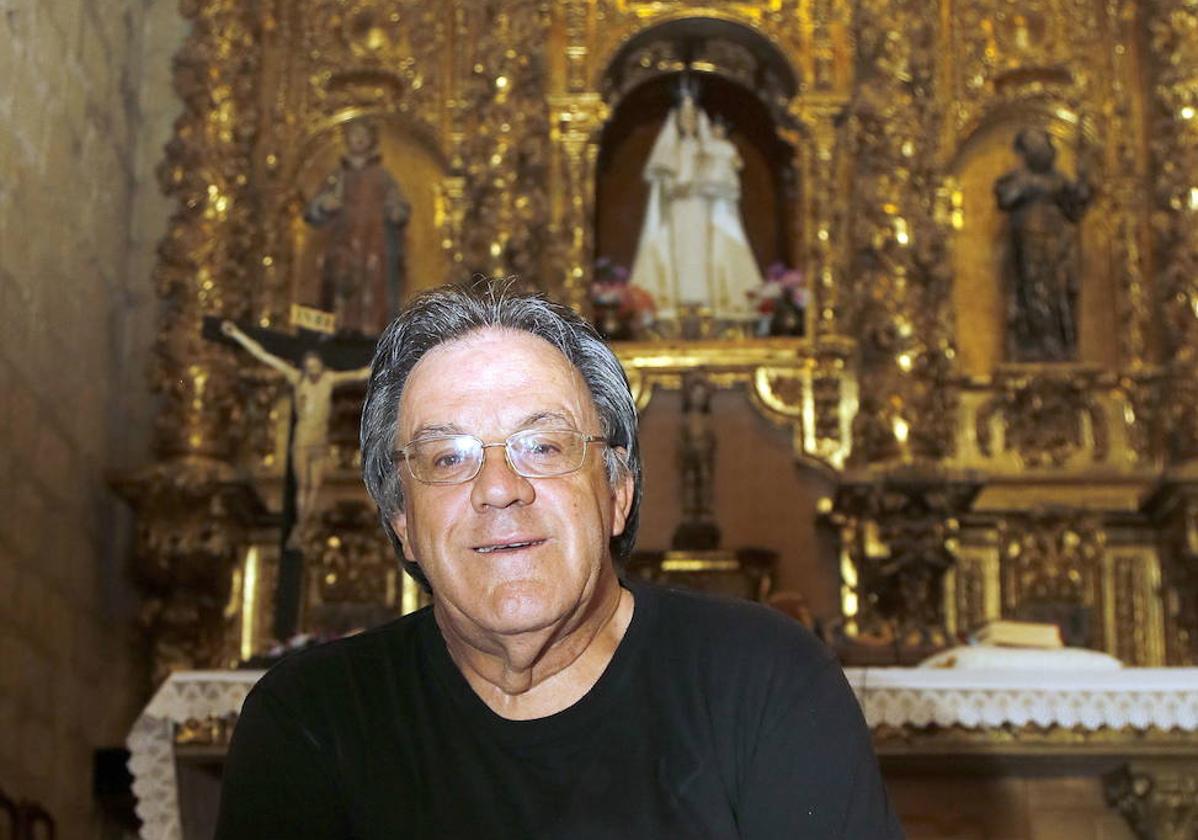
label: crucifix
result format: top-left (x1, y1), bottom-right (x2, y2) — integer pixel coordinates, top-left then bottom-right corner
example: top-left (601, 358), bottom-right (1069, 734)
top-left (203, 315), bottom-right (375, 639)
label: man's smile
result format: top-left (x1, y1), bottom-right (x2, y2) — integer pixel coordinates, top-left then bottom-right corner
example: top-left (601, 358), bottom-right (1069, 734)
top-left (472, 538), bottom-right (547, 555)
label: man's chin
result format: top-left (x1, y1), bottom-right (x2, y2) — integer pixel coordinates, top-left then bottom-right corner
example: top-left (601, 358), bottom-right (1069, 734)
top-left (480, 581), bottom-right (569, 635)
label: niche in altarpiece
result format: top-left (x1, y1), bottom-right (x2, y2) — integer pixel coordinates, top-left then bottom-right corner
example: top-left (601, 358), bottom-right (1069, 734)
top-left (948, 107), bottom-right (1117, 375)
top-left (592, 17), bottom-right (800, 333)
top-left (288, 114), bottom-right (450, 337)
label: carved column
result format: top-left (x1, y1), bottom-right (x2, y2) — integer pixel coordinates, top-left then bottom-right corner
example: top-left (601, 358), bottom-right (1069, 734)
top-left (790, 102), bottom-right (848, 338)
top-left (1146, 0), bottom-right (1198, 461)
top-left (545, 0), bottom-right (604, 310)
top-left (117, 467), bottom-right (255, 681)
top-left (455, 2), bottom-right (551, 280)
top-left (1151, 484), bottom-right (1198, 666)
top-left (115, 0), bottom-right (262, 680)
top-left (847, 0), bottom-right (958, 466)
top-left (1102, 0), bottom-right (1154, 369)
top-left (548, 93), bottom-right (607, 311)
top-left (1105, 761), bottom-right (1198, 840)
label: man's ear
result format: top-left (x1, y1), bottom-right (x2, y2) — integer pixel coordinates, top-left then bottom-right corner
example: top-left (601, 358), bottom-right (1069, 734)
top-left (391, 509), bottom-right (417, 565)
top-left (610, 448), bottom-right (635, 538)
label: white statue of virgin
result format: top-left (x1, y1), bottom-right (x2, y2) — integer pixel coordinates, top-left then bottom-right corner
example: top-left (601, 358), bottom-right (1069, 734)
top-left (629, 87), bottom-right (764, 322)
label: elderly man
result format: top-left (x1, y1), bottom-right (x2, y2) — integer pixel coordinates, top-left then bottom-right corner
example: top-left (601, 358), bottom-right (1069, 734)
top-left (216, 282), bottom-right (903, 838)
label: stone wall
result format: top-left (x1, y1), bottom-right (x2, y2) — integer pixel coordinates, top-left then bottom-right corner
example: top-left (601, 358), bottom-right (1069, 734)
top-left (0, 0), bottom-right (185, 835)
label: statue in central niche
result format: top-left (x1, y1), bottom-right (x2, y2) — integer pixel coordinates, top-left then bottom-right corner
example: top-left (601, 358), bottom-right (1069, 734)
top-left (305, 118), bottom-right (410, 336)
top-left (629, 80), bottom-right (763, 324)
top-left (994, 127), bottom-right (1093, 362)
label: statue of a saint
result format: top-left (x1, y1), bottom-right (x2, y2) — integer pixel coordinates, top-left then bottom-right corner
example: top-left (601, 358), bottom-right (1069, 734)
top-left (221, 321), bottom-right (371, 545)
top-left (305, 119), bottom-right (410, 336)
top-left (629, 86), bottom-right (763, 322)
top-left (994, 128), bottom-right (1093, 362)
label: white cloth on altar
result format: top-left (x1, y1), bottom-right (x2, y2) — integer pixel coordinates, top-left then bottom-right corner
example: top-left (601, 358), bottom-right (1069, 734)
top-left (918, 643), bottom-right (1123, 671)
top-left (845, 667), bottom-right (1198, 731)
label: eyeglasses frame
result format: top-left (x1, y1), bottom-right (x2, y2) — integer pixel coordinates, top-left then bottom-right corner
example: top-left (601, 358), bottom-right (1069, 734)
top-left (393, 429), bottom-right (610, 485)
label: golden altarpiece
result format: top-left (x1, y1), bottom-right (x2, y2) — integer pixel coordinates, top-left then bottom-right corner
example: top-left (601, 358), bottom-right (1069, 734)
top-left (116, 0), bottom-right (1198, 836)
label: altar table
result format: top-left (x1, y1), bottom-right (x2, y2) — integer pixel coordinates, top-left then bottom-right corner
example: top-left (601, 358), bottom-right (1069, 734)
top-left (127, 667), bottom-right (1198, 840)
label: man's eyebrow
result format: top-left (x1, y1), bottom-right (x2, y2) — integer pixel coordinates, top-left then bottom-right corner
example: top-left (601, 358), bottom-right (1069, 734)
top-left (516, 410), bottom-right (575, 429)
top-left (405, 422), bottom-right (465, 442)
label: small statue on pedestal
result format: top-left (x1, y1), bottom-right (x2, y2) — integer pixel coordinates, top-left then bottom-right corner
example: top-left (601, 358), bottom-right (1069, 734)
top-left (304, 118), bottom-right (410, 336)
top-left (673, 374), bottom-right (721, 550)
top-left (994, 127), bottom-right (1093, 362)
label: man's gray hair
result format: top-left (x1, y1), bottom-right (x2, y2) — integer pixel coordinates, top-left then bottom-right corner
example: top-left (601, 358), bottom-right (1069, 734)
top-left (360, 280), bottom-right (643, 591)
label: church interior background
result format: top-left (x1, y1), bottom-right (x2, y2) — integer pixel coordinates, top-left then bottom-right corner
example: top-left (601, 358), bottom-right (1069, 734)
top-left (3, 0), bottom-right (1198, 837)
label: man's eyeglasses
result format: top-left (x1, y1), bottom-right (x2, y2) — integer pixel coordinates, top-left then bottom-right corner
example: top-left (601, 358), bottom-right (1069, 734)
top-left (394, 429), bottom-right (609, 485)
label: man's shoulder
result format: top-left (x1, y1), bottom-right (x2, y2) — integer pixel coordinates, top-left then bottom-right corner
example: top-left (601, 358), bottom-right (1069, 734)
top-left (249, 608), bottom-right (430, 710)
top-left (634, 580), bottom-right (835, 670)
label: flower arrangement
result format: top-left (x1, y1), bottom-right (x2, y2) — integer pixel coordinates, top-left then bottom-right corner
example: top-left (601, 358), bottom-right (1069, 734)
top-left (748, 262), bottom-right (809, 336)
top-left (590, 257), bottom-right (656, 340)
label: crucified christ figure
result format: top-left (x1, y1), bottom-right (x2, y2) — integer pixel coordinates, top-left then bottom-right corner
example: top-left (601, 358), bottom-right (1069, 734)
top-left (221, 320), bottom-right (372, 546)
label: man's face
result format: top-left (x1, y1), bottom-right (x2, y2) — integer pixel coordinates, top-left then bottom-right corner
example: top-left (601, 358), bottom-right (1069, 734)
top-left (391, 328), bottom-right (634, 637)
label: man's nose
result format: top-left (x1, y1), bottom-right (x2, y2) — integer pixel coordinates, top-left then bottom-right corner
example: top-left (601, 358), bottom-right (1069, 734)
top-left (470, 445), bottom-right (535, 510)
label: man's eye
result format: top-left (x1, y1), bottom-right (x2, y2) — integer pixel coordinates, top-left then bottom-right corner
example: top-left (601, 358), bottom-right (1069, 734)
top-left (525, 438), bottom-right (563, 457)
top-left (432, 452), bottom-right (463, 468)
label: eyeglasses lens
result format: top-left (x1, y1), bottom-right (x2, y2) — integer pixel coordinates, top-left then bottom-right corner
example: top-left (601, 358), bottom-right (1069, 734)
top-left (407, 430), bottom-right (590, 484)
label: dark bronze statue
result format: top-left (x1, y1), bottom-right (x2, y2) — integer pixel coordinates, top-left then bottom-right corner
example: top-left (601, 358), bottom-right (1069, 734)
top-left (994, 127), bottom-right (1093, 362)
top-left (673, 374), bottom-right (721, 550)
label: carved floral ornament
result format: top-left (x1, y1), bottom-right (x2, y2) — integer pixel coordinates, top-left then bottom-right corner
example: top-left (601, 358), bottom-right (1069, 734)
top-left (975, 370), bottom-right (1109, 467)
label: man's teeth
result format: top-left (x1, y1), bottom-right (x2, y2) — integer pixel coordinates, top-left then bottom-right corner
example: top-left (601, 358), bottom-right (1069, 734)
top-left (476, 541), bottom-right (536, 554)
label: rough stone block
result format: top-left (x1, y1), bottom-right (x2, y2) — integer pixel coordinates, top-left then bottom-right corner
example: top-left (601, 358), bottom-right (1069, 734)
top-left (19, 716), bottom-right (56, 782)
top-left (16, 636), bottom-right (53, 716)
top-left (33, 424), bottom-right (74, 503)
top-left (6, 480), bottom-right (47, 561)
top-left (43, 0), bottom-right (83, 50)
top-left (0, 693), bottom-right (18, 767)
top-left (77, 25), bottom-right (114, 117)
top-left (40, 589), bottom-right (75, 663)
top-left (7, 72), bottom-right (45, 173)
top-left (0, 632), bottom-right (24, 694)
top-left (0, 357), bottom-right (12, 442)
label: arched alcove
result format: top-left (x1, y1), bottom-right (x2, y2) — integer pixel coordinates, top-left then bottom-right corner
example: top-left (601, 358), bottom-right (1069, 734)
top-left (288, 113), bottom-right (450, 320)
top-left (593, 17), bottom-right (799, 278)
top-left (948, 108), bottom-right (1117, 374)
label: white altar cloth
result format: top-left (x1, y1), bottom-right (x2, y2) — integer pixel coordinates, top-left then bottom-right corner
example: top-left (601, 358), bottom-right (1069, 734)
top-left (847, 667), bottom-right (1198, 732)
top-left (127, 667), bottom-right (1198, 840)
top-left (127, 671), bottom-right (264, 840)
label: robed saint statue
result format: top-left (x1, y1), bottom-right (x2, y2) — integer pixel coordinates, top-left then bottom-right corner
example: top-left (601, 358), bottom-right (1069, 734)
top-left (304, 119), bottom-right (410, 336)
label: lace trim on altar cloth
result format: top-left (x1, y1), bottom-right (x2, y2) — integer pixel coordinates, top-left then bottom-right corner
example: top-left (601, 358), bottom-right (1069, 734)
top-left (126, 668), bottom-right (1198, 840)
top-left (127, 671), bottom-right (264, 840)
top-left (845, 667), bottom-right (1198, 731)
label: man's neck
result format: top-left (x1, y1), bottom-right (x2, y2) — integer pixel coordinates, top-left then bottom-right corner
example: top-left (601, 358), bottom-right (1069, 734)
top-left (436, 579), bottom-right (635, 721)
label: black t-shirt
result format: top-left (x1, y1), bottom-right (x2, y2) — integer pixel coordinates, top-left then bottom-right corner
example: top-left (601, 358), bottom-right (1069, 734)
top-left (216, 579), bottom-right (904, 838)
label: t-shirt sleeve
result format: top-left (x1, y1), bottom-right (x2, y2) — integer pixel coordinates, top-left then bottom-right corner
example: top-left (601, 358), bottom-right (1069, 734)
top-left (215, 683), bottom-right (349, 840)
top-left (736, 649), bottom-right (905, 839)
